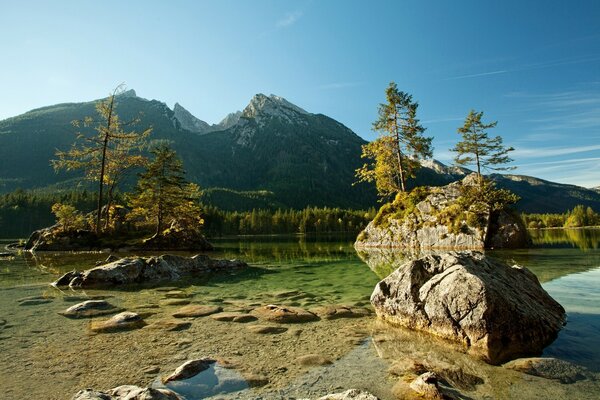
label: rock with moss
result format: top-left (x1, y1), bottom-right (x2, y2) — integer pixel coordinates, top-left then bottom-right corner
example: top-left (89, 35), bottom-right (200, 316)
top-left (355, 174), bottom-right (530, 250)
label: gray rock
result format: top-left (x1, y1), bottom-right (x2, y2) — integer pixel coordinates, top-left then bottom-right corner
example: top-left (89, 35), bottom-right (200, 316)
top-left (59, 300), bottom-right (121, 319)
top-left (71, 389), bottom-right (113, 400)
top-left (108, 385), bottom-right (182, 399)
top-left (370, 251), bottom-right (566, 364)
top-left (162, 358), bottom-right (216, 383)
top-left (90, 311), bottom-right (146, 333)
top-left (317, 389), bottom-right (379, 400)
top-left (53, 254), bottom-right (248, 287)
top-left (355, 174), bottom-right (530, 250)
top-left (251, 304), bottom-right (320, 323)
top-left (504, 357), bottom-right (590, 384)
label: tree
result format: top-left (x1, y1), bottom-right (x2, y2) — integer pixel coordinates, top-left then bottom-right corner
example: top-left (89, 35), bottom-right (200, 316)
top-left (52, 84), bottom-right (151, 234)
top-left (452, 110), bottom-right (515, 183)
top-left (128, 144), bottom-right (203, 237)
top-left (356, 82), bottom-right (433, 197)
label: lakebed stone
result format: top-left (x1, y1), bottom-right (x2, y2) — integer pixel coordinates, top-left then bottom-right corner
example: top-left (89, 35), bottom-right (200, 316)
top-left (72, 385), bottom-right (182, 400)
top-left (210, 312), bottom-right (257, 322)
top-left (312, 305), bottom-right (371, 320)
top-left (503, 357), bottom-right (591, 384)
top-left (296, 354), bottom-right (334, 367)
top-left (246, 324), bottom-right (288, 334)
top-left (145, 320), bottom-right (192, 331)
top-left (172, 304), bottom-right (222, 318)
top-left (59, 300), bottom-right (121, 319)
top-left (317, 389), bottom-right (380, 400)
top-left (251, 304), bottom-right (319, 323)
top-left (52, 254), bottom-right (248, 288)
top-left (90, 311), bottom-right (145, 333)
top-left (370, 251), bottom-right (566, 364)
top-left (163, 358), bottom-right (216, 383)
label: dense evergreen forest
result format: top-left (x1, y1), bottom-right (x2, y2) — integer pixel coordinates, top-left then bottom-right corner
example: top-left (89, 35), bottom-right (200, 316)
top-left (0, 188), bottom-right (376, 238)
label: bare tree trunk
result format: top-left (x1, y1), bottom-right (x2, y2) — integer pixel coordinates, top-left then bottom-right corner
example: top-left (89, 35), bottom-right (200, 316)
top-left (96, 95), bottom-right (114, 235)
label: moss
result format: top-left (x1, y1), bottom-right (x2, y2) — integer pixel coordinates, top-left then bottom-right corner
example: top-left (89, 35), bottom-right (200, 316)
top-left (372, 187), bottom-right (430, 228)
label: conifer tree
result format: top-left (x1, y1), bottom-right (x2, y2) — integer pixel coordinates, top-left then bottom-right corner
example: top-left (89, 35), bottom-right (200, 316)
top-left (128, 144), bottom-right (203, 237)
top-left (52, 84), bottom-right (151, 233)
top-left (356, 82), bottom-right (433, 197)
top-left (452, 110), bottom-right (515, 183)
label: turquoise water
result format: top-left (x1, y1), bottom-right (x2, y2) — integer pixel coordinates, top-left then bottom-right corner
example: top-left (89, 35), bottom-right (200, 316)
top-left (0, 230), bottom-right (599, 399)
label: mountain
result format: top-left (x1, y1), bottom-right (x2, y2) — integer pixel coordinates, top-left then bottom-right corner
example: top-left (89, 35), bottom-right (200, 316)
top-left (1, 90), bottom-right (599, 213)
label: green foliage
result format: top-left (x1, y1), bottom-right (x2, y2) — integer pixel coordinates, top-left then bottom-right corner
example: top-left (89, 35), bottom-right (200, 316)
top-left (356, 82), bottom-right (433, 196)
top-left (372, 186), bottom-right (430, 228)
top-left (128, 144), bottom-right (203, 235)
top-left (51, 85), bottom-right (151, 232)
top-left (201, 206), bottom-right (376, 236)
top-left (51, 203), bottom-right (87, 232)
top-left (522, 205), bottom-right (600, 228)
top-left (451, 110), bottom-right (515, 178)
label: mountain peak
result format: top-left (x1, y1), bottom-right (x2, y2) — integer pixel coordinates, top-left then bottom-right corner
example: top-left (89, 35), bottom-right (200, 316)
top-left (118, 89), bottom-right (137, 98)
top-left (243, 94), bottom-right (309, 121)
top-left (172, 102), bottom-right (211, 133)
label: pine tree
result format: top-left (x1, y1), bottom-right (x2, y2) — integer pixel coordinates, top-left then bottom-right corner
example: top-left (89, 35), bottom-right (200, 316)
top-left (52, 84), bottom-right (151, 233)
top-left (452, 110), bottom-right (515, 183)
top-left (128, 144), bottom-right (202, 237)
top-left (356, 82), bottom-right (433, 197)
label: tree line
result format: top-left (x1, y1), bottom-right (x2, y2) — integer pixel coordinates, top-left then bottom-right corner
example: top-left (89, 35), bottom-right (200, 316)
top-left (523, 205), bottom-right (600, 229)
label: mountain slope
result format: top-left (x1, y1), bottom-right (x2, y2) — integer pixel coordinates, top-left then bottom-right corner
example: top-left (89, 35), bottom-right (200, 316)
top-left (0, 90), bottom-right (599, 213)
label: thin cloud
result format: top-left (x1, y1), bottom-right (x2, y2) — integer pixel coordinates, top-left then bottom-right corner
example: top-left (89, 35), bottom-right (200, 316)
top-left (276, 11), bottom-right (303, 28)
top-left (443, 70), bottom-right (507, 81)
top-left (443, 54), bottom-right (600, 81)
top-left (513, 144), bottom-right (600, 159)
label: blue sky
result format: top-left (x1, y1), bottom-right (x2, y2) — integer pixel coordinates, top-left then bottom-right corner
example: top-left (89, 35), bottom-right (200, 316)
top-left (1, 0), bottom-right (599, 187)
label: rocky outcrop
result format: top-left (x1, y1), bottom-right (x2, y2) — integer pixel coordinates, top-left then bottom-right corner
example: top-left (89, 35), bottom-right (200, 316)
top-left (25, 225), bottom-right (100, 251)
top-left (370, 251), bottom-right (566, 364)
top-left (52, 254), bottom-right (248, 288)
top-left (355, 174), bottom-right (530, 250)
top-left (25, 220), bottom-right (212, 252)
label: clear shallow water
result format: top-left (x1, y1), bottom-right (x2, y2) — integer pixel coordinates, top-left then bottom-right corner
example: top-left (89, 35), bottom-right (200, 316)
top-left (0, 230), bottom-right (599, 399)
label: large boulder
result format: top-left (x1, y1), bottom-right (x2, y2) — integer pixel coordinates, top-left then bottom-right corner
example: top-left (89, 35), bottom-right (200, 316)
top-left (355, 174), bottom-right (530, 250)
top-left (53, 254), bottom-right (248, 288)
top-left (370, 251), bottom-right (566, 364)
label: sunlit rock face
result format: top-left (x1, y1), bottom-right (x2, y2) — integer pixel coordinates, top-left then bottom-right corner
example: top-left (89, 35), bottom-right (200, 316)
top-left (355, 174), bottom-right (530, 250)
top-left (370, 251), bottom-right (566, 364)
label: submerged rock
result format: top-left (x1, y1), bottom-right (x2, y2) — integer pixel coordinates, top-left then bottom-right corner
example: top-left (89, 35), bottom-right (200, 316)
top-left (409, 372), bottom-right (445, 400)
top-left (90, 311), bottom-right (146, 333)
top-left (52, 254), bottom-right (248, 287)
top-left (71, 385), bottom-right (182, 400)
top-left (355, 174), bottom-right (530, 250)
top-left (251, 304), bottom-right (319, 323)
top-left (246, 324), bottom-right (288, 334)
top-left (317, 389), bottom-right (380, 400)
top-left (211, 312), bottom-right (257, 322)
top-left (172, 305), bottom-right (222, 318)
top-left (295, 354), bottom-right (334, 367)
top-left (59, 300), bottom-right (121, 319)
top-left (504, 357), bottom-right (591, 384)
top-left (370, 251), bottom-right (566, 364)
top-left (163, 358), bottom-right (216, 383)
top-left (312, 305), bottom-right (371, 320)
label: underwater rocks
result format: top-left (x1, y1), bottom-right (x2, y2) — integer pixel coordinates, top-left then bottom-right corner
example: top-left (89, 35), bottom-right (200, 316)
top-left (172, 305), bottom-right (222, 318)
top-left (251, 304), bottom-right (320, 323)
top-left (59, 300), bottom-right (121, 319)
top-left (312, 305), bottom-right (372, 320)
top-left (71, 385), bottom-right (182, 400)
top-left (370, 251), bottom-right (566, 364)
top-left (503, 357), bottom-right (592, 384)
top-left (162, 358), bottom-right (216, 383)
top-left (90, 311), bottom-right (146, 333)
top-left (316, 390), bottom-right (380, 400)
top-left (52, 254), bottom-right (248, 288)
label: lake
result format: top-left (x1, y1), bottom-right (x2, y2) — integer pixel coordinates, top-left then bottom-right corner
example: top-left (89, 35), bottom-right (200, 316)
top-left (0, 229), bottom-right (599, 399)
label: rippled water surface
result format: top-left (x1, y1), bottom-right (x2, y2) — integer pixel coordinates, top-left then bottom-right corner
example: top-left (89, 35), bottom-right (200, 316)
top-left (0, 230), bottom-right (599, 399)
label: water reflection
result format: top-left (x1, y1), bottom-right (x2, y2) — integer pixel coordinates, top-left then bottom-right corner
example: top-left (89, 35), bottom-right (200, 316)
top-left (530, 228), bottom-right (600, 250)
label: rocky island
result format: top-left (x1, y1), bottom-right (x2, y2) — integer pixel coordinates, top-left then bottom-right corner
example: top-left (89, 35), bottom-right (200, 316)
top-left (355, 174), bottom-right (530, 250)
